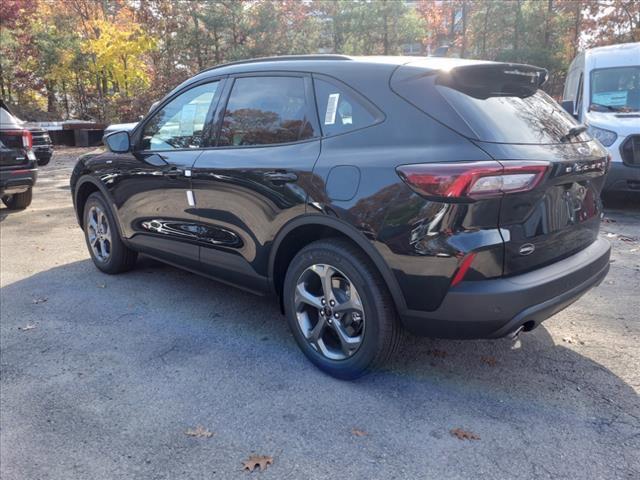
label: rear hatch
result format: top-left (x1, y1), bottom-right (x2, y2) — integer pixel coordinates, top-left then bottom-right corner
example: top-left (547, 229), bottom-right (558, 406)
top-left (391, 60), bottom-right (609, 275)
top-left (0, 130), bottom-right (31, 168)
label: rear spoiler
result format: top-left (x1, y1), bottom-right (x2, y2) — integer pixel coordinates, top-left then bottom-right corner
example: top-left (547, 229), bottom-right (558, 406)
top-left (436, 63), bottom-right (548, 99)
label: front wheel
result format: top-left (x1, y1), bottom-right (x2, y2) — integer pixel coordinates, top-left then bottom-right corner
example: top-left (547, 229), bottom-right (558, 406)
top-left (83, 192), bottom-right (137, 274)
top-left (2, 188), bottom-right (33, 209)
top-left (283, 239), bottom-right (401, 379)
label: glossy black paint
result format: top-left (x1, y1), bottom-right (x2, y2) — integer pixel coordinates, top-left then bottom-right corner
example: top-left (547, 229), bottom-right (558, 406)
top-left (1, 131), bottom-right (38, 196)
top-left (71, 56), bottom-right (611, 338)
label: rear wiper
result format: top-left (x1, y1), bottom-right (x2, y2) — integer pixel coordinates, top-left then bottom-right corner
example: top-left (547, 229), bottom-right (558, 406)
top-left (560, 124), bottom-right (587, 142)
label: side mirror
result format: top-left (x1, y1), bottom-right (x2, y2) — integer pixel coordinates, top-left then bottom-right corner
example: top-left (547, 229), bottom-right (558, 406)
top-left (561, 100), bottom-right (577, 119)
top-left (104, 131), bottom-right (130, 153)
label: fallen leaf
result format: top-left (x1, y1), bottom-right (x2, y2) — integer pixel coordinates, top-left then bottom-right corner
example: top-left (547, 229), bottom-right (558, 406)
top-left (242, 455), bottom-right (273, 472)
top-left (481, 356), bottom-right (497, 367)
top-left (18, 324), bottom-right (37, 331)
top-left (450, 428), bottom-right (480, 441)
top-left (351, 428), bottom-right (368, 437)
top-left (427, 349), bottom-right (447, 358)
top-left (619, 236), bottom-right (636, 243)
top-left (32, 297), bottom-right (48, 304)
top-left (184, 425), bottom-right (214, 438)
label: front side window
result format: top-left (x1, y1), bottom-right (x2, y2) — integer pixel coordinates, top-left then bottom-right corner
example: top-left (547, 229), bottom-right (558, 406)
top-left (313, 76), bottom-right (381, 136)
top-left (218, 76), bottom-right (315, 147)
top-left (141, 81), bottom-right (219, 150)
top-left (590, 66), bottom-right (640, 112)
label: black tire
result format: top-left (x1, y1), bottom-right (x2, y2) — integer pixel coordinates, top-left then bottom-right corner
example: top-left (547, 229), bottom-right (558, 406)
top-left (2, 188), bottom-right (33, 209)
top-left (37, 157), bottom-right (51, 166)
top-left (83, 192), bottom-right (137, 274)
top-left (283, 238), bottom-right (402, 379)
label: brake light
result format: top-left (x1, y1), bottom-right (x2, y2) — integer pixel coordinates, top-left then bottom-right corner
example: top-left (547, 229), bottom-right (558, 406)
top-left (22, 130), bottom-right (33, 149)
top-left (396, 161), bottom-right (549, 200)
top-left (3, 129), bottom-right (33, 150)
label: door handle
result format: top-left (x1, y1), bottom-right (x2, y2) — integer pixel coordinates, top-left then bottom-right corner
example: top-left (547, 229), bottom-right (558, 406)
top-left (263, 171), bottom-right (298, 183)
top-left (163, 167), bottom-right (182, 178)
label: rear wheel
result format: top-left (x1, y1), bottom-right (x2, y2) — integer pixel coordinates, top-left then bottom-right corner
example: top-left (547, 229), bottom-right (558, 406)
top-left (83, 192), bottom-right (137, 274)
top-left (2, 188), bottom-right (32, 210)
top-left (283, 239), bottom-right (401, 379)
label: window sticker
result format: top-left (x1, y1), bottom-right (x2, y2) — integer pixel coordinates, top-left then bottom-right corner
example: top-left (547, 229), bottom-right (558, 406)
top-left (592, 91), bottom-right (628, 107)
top-left (179, 104), bottom-right (197, 135)
top-left (324, 93), bottom-right (340, 125)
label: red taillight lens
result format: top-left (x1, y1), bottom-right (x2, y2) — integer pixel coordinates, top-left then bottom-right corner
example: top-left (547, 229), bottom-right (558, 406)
top-left (3, 129), bottom-right (33, 150)
top-left (396, 161), bottom-right (549, 200)
top-left (22, 130), bottom-right (33, 149)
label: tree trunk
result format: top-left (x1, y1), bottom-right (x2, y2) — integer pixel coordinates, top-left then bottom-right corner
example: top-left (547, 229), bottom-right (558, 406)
top-left (514, 0), bottom-right (521, 53)
top-left (0, 62), bottom-right (6, 100)
top-left (62, 79), bottom-right (70, 119)
top-left (460, 0), bottom-right (468, 58)
top-left (482, 2), bottom-right (490, 58)
top-left (46, 80), bottom-right (57, 114)
top-left (382, 0), bottom-right (389, 55)
top-left (544, 0), bottom-right (554, 48)
top-left (573, 0), bottom-right (582, 56)
top-left (191, 6), bottom-right (203, 70)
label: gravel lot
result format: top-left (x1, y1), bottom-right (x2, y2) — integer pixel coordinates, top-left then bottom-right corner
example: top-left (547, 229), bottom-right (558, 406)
top-left (1, 147), bottom-right (639, 479)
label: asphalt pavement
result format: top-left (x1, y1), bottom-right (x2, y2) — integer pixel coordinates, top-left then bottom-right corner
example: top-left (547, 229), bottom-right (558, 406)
top-left (1, 147), bottom-right (639, 479)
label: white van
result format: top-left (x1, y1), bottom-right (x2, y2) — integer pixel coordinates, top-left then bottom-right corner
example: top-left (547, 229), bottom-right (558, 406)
top-left (562, 42), bottom-right (639, 192)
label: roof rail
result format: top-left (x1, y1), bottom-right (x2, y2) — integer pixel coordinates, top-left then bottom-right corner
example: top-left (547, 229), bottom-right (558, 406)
top-left (199, 54), bottom-right (352, 74)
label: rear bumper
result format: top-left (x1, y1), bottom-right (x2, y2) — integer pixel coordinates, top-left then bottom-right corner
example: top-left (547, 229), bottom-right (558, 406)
top-left (400, 237), bottom-right (611, 338)
top-left (0, 168), bottom-right (38, 196)
top-left (604, 161), bottom-right (640, 192)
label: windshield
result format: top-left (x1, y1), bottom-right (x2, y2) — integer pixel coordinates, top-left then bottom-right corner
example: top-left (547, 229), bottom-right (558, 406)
top-left (590, 66), bottom-right (640, 112)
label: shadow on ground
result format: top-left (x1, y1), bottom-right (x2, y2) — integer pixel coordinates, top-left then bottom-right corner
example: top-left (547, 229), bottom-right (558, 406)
top-left (1, 255), bottom-right (638, 479)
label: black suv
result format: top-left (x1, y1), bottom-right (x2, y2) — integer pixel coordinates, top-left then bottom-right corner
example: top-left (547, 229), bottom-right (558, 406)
top-left (1, 103), bottom-right (38, 209)
top-left (71, 55), bottom-right (611, 378)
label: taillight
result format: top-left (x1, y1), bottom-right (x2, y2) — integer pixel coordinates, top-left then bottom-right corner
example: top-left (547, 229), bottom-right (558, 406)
top-left (22, 130), bottom-right (33, 149)
top-left (3, 129), bottom-right (33, 150)
top-left (396, 161), bottom-right (549, 200)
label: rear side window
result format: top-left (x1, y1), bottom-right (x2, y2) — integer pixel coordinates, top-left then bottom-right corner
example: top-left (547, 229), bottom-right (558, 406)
top-left (313, 76), bottom-right (381, 136)
top-left (218, 76), bottom-right (315, 147)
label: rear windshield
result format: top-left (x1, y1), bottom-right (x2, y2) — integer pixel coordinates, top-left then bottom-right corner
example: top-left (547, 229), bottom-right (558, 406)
top-left (392, 64), bottom-right (589, 144)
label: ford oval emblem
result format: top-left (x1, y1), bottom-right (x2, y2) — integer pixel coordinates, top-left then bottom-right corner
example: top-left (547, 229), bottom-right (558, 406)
top-left (519, 243), bottom-right (536, 256)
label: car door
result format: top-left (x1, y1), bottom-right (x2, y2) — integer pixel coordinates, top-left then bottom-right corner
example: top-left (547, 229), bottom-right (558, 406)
top-left (191, 73), bottom-right (321, 293)
top-left (114, 79), bottom-right (224, 269)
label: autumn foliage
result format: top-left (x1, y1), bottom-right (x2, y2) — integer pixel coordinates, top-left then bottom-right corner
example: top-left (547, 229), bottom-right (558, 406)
top-left (1, 0), bottom-right (638, 123)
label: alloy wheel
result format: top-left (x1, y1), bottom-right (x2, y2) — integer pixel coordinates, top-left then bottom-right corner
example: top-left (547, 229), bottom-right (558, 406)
top-left (87, 205), bottom-right (112, 262)
top-left (294, 264), bottom-right (365, 361)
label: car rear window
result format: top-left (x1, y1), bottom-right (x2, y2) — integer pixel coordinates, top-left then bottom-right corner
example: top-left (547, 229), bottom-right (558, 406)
top-left (392, 63), bottom-right (589, 144)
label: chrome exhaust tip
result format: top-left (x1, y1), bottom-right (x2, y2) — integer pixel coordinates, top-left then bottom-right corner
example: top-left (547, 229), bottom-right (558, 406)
top-left (508, 325), bottom-right (525, 340)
